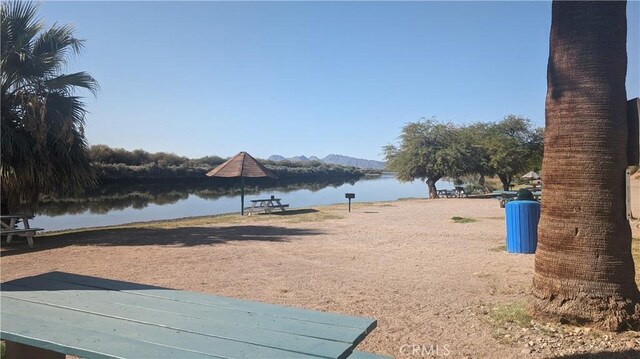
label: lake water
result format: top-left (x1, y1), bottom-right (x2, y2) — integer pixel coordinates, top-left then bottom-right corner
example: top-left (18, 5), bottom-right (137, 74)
top-left (32, 175), bottom-right (453, 232)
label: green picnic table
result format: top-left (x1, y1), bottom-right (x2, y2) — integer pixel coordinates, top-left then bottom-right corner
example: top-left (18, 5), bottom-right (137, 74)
top-left (1, 272), bottom-right (388, 359)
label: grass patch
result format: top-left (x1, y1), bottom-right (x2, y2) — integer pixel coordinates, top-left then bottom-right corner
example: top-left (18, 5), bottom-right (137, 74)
top-left (1, 341), bottom-right (4, 359)
top-left (451, 216), bottom-right (477, 223)
top-left (481, 301), bottom-right (532, 344)
top-left (489, 245), bottom-right (507, 252)
top-left (375, 203), bottom-right (395, 207)
top-left (285, 211), bottom-right (344, 223)
top-left (319, 203), bottom-right (363, 211)
top-left (121, 213), bottom-right (277, 229)
top-left (490, 301), bottom-right (531, 328)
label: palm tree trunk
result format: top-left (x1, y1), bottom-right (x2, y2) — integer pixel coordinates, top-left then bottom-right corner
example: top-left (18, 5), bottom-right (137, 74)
top-left (532, 1), bottom-right (640, 331)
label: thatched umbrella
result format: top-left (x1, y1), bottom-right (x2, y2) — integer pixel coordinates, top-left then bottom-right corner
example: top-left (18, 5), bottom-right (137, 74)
top-left (206, 152), bottom-right (277, 215)
top-left (521, 171), bottom-right (541, 180)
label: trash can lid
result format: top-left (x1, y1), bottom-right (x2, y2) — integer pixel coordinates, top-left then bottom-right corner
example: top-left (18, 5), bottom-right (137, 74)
top-left (516, 188), bottom-right (534, 200)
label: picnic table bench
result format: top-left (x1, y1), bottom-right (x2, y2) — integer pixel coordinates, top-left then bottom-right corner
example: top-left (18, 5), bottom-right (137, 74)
top-left (0, 214), bottom-right (44, 248)
top-left (245, 197), bottom-right (290, 215)
top-left (0, 272), bottom-right (389, 359)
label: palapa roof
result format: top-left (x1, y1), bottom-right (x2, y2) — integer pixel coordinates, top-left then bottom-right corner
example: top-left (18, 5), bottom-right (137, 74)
top-left (206, 151), bottom-right (277, 178)
top-left (521, 171), bottom-right (541, 180)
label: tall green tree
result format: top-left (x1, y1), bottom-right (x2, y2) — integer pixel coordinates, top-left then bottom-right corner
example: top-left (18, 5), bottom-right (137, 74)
top-left (532, 1), bottom-right (639, 330)
top-left (1, 1), bottom-right (98, 214)
top-left (458, 122), bottom-right (495, 193)
top-left (384, 119), bottom-right (473, 198)
top-left (478, 115), bottom-right (543, 190)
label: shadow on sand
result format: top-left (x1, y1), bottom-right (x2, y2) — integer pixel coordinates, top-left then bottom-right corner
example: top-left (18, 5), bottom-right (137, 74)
top-left (1, 271), bottom-right (169, 292)
top-left (1, 224), bottom-right (325, 257)
top-left (552, 350), bottom-right (640, 359)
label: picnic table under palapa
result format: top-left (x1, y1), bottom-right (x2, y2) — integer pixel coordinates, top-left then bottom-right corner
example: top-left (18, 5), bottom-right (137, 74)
top-left (0, 272), bottom-right (387, 359)
top-left (246, 197), bottom-right (290, 214)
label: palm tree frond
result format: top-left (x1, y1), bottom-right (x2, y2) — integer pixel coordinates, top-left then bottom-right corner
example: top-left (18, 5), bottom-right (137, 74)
top-left (45, 72), bottom-right (99, 96)
top-left (32, 23), bottom-right (85, 59)
top-left (1, 1), bottom-right (44, 88)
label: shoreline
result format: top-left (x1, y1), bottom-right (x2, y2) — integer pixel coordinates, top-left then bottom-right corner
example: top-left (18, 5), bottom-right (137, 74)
top-left (35, 199), bottom-right (418, 235)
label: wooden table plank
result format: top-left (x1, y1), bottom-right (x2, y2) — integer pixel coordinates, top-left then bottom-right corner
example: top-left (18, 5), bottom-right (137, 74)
top-left (2, 297), bottom-right (327, 359)
top-left (1, 312), bottom-right (221, 359)
top-left (1, 288), bottom-right (353, 358)
top-left (0, 215), bottom-right (34, 219)
top-left (2, 272), bottom-right (378, 359)
top-left (3, 278), bottom-right (364, 346)
top-left (39, 272), bottom-right (376, 332)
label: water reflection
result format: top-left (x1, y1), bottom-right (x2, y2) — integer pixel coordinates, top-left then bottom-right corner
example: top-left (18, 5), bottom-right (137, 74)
top-left (30, 175), bottom-right (447, 232)
top-left (37, 177), bottom-right (365, 217)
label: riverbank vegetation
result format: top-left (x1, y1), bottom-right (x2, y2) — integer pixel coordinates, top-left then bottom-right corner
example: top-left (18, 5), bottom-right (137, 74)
top-left (89, 145), bottom-right (371, 182)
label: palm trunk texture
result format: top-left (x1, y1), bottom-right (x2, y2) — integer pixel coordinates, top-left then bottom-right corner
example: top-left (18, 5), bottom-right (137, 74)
top-left (533, 1), bottom-right (640, 331)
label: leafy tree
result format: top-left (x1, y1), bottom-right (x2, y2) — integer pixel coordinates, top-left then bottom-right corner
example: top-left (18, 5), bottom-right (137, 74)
top-left (458, 122), bottom-right (495, 193)
top-left (384, 118), bottom-right (474, 198)
top-left (477, 115), bottom-right (543, 190)
top-left (1, 1), bottom-right (98, 213)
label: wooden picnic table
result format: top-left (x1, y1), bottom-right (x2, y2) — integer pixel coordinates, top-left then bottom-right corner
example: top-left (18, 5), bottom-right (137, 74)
top-left (0, 214), bottom-right (43, 248)
top-left (0, 272), bottom-right (387, 359)
top-left (437, 188), bottom-right (467, 198)
top-left (246, 197), bottom-right (290, 214)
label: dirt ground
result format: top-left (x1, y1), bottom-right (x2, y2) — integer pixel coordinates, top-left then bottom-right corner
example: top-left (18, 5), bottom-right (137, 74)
top-left (1, 182), bottom-right (639, 359)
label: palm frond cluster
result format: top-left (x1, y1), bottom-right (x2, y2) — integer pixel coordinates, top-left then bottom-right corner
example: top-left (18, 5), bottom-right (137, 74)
top-left (1, 1), bottom-right (98, 213)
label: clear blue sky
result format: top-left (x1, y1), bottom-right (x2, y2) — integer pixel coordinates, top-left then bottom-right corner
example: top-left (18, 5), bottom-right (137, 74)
top-left (40, 1), bottom-right (639, 161)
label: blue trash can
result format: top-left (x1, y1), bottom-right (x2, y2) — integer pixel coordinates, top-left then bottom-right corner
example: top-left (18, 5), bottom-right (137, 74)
top-left (505, 199), bottom-right (540, 254)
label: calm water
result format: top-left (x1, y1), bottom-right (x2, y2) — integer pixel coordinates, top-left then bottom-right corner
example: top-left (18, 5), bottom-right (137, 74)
top-left (32, 175), bottom-right (452, 231)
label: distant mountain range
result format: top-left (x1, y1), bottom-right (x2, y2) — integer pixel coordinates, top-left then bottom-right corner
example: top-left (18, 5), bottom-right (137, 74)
top-left (267, 154), bottom-right (386, 170)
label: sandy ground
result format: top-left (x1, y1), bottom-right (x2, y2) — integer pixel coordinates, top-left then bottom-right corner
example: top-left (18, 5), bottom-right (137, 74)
top-left (1, 182), bottom-right (639, 359)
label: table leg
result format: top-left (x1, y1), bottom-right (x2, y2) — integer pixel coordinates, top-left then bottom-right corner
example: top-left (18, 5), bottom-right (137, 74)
top-left (23, 217), bottom-right (34, 247)
top-left (6, 218), bottom-right (17, 243)
top-left (5, 341), bottom-right (65, 359)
